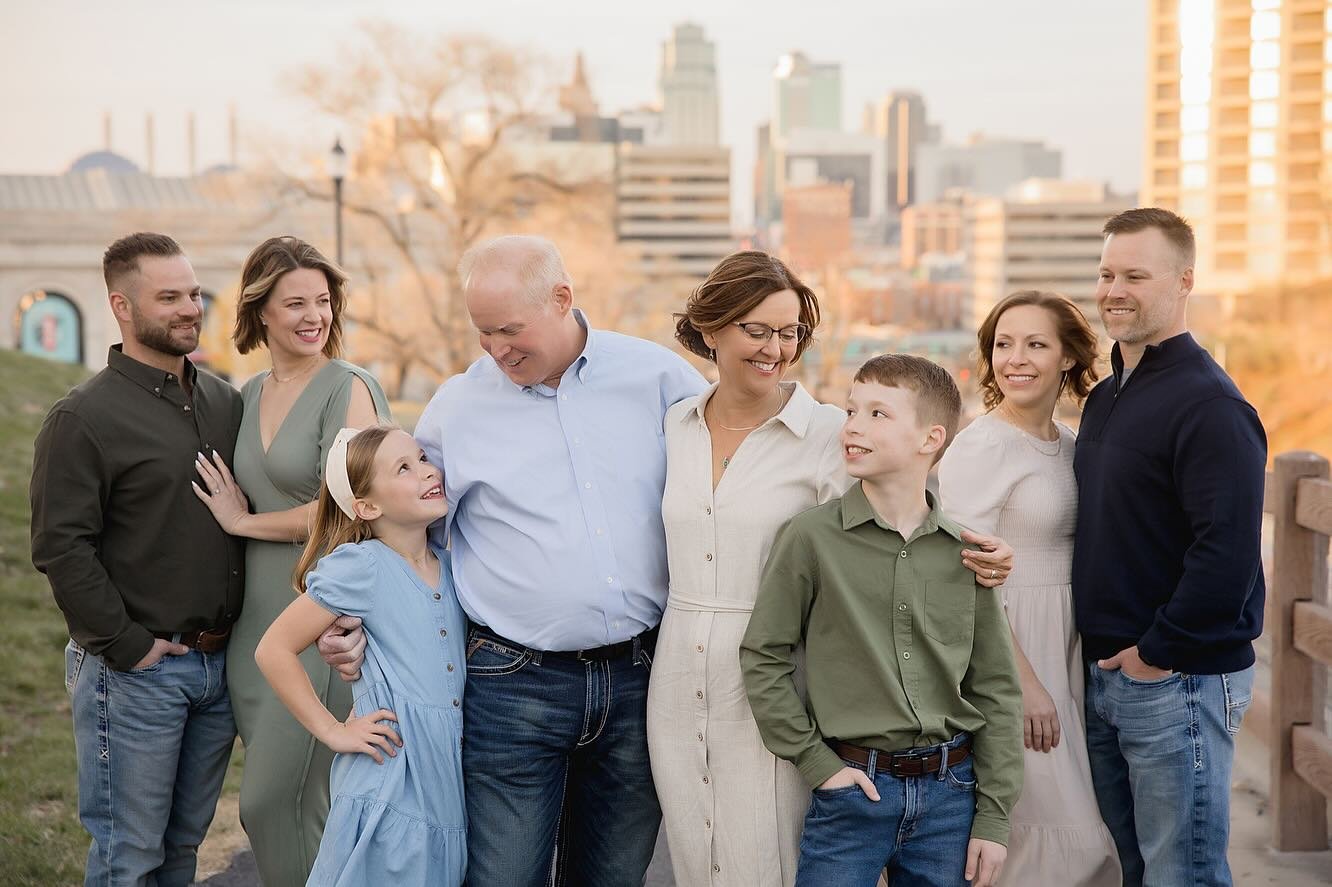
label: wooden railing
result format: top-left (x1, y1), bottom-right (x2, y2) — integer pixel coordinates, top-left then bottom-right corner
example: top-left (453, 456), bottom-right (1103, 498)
top-left (1261, 451), bottom-right (1332, 851)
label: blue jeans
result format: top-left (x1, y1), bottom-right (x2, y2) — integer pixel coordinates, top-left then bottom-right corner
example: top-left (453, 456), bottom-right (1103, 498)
top-left (66, 639), bottom-right (235, 887)
top-left (795, 733), bottom-right (976, 887)
top-left (461, 625), bottom-right (661, 887)
top-left (1085, 663), bottom-right (1254, 887)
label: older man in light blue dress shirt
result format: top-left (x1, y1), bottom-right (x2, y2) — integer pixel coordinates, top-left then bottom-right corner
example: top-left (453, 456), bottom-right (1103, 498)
top-left (322, 234), bottom-right (704, 887)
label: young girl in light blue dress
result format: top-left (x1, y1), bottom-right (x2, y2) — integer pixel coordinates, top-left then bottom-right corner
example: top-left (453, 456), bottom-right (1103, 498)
top-left (256, 425), bottom-right (465, 886)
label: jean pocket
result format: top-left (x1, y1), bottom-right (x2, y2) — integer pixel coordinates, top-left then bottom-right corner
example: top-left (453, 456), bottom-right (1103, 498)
top-left (811, 783), bottom-right (863, 799)
top-left (125, 656), bottom-right (166, 675)
top-left (1119, 669), bottom-right (1183, 688)
top-left (635, 646), bottom-right (653, 672)
top-left (1223, 671), bottom-right (1253, 735)
top-left (943, 757), bottom-right (978, 792)
top-left (465, 636), bottom-right (532, 676)
top-left (64, 640), bottom-right (85, 695)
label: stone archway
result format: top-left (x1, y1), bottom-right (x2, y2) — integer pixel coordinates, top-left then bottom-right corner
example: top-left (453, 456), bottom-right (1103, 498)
top-left (13, 288), bottom-right (84, 364)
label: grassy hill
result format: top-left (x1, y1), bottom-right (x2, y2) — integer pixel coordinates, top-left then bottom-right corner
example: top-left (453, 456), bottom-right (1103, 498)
top-left (0, 349), bottom-right (248, 885)
top-left (0, 349), bottom-right (93, 883)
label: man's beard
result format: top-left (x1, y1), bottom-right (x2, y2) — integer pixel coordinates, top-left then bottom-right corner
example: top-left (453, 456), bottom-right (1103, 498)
top-left (132, 307), bottom-right (198, 357)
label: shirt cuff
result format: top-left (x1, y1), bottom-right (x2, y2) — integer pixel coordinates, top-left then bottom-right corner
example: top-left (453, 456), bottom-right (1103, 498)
top-left (99, 626), bottom-right (157, 672)
top-left (969, 812), bottom-right (1010, 847)
top-left (796, 743), bottom-right (847, 789)
top-left (1135, 631), bottom-right (1172, 671)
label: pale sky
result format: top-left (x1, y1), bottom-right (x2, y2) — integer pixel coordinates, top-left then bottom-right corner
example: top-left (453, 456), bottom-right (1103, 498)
top-left (1, 0), bottom-right (1146, 225)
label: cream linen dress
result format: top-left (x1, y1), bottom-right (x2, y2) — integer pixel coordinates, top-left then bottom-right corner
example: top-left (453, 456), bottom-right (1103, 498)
top-left (938, 412), bottom-right (1121, 887)
top-left (647, 381), bottom-right (848, 887)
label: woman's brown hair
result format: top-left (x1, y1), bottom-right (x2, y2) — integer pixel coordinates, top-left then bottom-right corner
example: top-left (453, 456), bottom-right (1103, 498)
top-left (233, 235), bottom-right (347, 357)
top-left (674, 251), bottom-right (821, 364)
top-left (976, 290), bottom-right (1099, 411)
top-left (293, 425), bottom-right (397, 593)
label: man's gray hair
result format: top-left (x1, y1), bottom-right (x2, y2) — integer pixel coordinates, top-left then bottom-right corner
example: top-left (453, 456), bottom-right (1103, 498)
top-left (458, 235), bottom-right (572, 306)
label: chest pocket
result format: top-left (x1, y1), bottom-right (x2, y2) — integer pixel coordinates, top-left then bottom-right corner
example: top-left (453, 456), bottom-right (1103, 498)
top-left (923, 582), bottom-right (976, 645)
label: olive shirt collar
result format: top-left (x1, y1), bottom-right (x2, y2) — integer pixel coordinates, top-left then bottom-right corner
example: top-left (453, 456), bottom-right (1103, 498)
top-left (839, 481), bottom-right (965, 542)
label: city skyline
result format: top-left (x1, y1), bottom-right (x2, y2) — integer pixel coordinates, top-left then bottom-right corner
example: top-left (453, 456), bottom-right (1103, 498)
top-left (1, 0), bottom-right (1146, 225)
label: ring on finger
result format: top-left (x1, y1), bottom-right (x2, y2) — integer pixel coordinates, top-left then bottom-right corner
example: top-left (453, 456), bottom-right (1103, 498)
top-left (990, 569), bottom-right (997, 579)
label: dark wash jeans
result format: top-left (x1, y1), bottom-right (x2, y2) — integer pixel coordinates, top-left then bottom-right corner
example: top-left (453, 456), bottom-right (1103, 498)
top-left (462, 624), bottom-right (661, 887)
top-left (795, 733), bottom-right (977, 887)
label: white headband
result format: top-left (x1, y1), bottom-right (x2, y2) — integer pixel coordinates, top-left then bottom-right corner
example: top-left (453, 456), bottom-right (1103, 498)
top-left (326, 427), bottom-right (361, 519)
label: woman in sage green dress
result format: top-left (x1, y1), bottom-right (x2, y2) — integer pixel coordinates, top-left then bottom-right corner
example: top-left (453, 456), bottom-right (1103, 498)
top-left (193, 236), bottom-right (390, 886)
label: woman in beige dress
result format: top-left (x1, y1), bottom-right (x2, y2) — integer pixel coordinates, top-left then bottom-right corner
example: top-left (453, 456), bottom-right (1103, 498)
top-left (647, 252), bottom-right (1015, 886)
top-left (938, 290), bottom-right (1121, 887)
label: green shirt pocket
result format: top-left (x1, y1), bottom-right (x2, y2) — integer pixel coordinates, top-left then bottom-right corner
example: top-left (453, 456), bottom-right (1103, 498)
top-left (923, 581), bottom-right (977, 645)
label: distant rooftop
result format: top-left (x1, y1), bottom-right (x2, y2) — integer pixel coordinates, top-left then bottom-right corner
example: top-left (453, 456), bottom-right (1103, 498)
top-left (0, 168), bottom-right (264, 213)
top-left (67, 150), bottom-right (140, 175)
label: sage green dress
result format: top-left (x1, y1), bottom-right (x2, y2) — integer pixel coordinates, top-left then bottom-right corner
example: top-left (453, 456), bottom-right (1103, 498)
top-left (228, 359), bottom-right (391, 887)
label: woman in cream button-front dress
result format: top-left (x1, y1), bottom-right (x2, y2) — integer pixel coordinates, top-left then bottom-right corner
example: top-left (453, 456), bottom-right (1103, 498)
top-left (647, 252), bottom-right (847, 887)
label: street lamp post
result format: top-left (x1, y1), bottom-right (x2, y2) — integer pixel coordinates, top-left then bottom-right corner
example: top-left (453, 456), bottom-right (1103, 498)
top-left (329, 137), bottom-right (348, 266)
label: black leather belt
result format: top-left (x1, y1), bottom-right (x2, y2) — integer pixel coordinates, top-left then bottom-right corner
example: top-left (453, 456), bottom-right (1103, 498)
top-left (470, 624), bottom-right (656, 662)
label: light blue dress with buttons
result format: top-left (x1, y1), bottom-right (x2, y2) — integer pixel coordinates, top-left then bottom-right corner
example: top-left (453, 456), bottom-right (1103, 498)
top-left (303, 539), bottom-right (466, 887)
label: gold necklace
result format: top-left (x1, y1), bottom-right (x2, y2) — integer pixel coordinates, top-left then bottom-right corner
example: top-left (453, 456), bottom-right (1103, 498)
top-left (714, 388), bottom-right (787, 432)
top-left (269, 359), bottom-right (325, 385)
top-left (717, 388), bottom-right (790, 468)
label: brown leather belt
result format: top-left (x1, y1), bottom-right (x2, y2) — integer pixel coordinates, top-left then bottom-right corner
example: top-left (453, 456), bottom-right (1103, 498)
top-left (829, 738), bottom-right (971, 778)
top-left (155, 626), bottom-right (231, 654)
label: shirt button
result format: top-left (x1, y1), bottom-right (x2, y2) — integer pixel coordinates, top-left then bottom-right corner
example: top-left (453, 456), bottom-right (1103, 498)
top-left (452, 698), bottom-right (460, 707)
top-left (584, 482), bottom-right (592, 489)
top-left (695, 644), bottom-right (704, 653)
top-left (696, 689), bottom-right (704, 699)
top-left (439, 628), bottom-right (448, 638)
top-left (898, 604), bottom-right (907, 611)
top-left (183, 405), bottom-right (192, 412)
top-left (153, 387), bottom-right (161, 395)
top-left (561, 394), bottom-right (568, 401)
top-left (702, 775), bottom-right (709, 784)
top-left (900, 549), bottom-right (908, 558)
top-left (606, 577), bottom-right (613, 585)
top-left (447, 663), bottom-right (455, 672)
top-left (705, 507), bottom-right (712, 515)
top-left (433, 592), bottom-right (442, 600)
top-left (596, 528), bottom-right (604, 535)
top-left (705, 819), bottom-right (712, 828)
top-left (714, 864), bottom-right (721, 873)
top-left (697, 731), bottom-right (704, 741)
top-left (705, 553), bottom-right (713, 561)
top-left (903, 651), bottom-right (911, 660)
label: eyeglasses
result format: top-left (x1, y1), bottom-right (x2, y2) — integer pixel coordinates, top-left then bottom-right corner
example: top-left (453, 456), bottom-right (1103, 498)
top-left (730, 322), bottom-right (810, 345)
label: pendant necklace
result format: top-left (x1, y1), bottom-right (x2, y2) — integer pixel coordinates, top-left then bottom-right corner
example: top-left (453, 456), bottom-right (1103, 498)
top-left (717, 388), bottom-right (790, 471)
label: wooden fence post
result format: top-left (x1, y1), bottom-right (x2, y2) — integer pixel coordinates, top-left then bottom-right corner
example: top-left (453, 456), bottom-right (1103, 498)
top-left (1270, 450), bottom-right (1330, 850)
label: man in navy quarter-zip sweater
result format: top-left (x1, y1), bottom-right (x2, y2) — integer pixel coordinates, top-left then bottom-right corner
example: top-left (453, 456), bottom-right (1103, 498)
top-left (1073, 207), bottom-right (1265, 887)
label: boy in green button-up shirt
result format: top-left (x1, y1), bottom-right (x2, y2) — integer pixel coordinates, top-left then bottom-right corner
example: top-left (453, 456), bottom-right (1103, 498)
top-left (741, 355), bottom-right (1022, 887)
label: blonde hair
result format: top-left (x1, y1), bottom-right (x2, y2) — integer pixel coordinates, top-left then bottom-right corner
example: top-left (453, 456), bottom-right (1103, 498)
top-left (293, 425), bottom-right (398, 593)
top-left (233, 235), bottom-right (347, 357)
